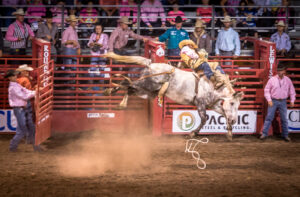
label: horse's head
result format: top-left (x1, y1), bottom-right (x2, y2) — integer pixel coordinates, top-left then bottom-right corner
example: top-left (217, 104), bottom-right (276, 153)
top-left (221, 91), bottom-right (244, 125)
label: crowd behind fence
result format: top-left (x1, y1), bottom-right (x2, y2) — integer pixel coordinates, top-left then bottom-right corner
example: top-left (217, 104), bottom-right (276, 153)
top-left (0, 3), bottom-right (300, 56)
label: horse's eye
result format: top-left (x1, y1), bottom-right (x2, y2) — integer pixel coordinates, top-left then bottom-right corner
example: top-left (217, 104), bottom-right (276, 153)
top-left (231, 102), bottom-right (235, 106)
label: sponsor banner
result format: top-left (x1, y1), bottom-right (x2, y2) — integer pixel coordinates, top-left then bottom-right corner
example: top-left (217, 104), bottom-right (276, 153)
top-left (87, 113), bottom-right (115, 118)
top-left (0, 110), bottom-right (17, 132)
top-left (172, 110), bottom-right (257, 133)
top-left (288, 110), bottom-right (300, 132)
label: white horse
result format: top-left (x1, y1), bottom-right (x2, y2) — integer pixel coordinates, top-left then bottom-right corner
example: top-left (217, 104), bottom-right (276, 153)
top-left (104, 53), bottom-right (244, 140)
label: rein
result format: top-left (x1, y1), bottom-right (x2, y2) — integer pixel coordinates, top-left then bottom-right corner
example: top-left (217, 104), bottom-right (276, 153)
top-left (137, 68), bottom-right (175, 81)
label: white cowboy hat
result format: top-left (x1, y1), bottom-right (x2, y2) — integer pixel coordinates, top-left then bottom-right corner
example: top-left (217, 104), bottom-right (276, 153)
top-left (16, 64), bottom-right (34, 72)
top-left (179, 39), bottom-right (198, 49)
top-left (276, 20), bottom-right (286, 27)
top-left (118, 16), bottom-right (132, 25)
top-left (12, 9), bottom-right (26, 16)
top-left (195, 19), bottom-right (206, 28)
top-left (221, 15), bottom-right (232, 23)
top-left (66, 15), bottom-right (79, 22)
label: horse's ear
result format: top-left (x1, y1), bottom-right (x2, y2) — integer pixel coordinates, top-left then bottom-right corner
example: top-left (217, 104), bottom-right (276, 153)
top-left (234, 91), bottom-right (244, 100)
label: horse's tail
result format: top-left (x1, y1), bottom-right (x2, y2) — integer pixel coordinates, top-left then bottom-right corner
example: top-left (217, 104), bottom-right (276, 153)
top-left (103, 52), bottom-right (152, 67)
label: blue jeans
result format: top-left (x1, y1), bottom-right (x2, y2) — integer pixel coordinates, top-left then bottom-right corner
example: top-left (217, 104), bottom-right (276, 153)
top-left (10, 107), bottom-right (35, 150)
top-left (168, 48), bottom-right (180, 58)
top-left (90, 57), bottom-right (107, 94)
top-left (63, 47), bottom-right (77, 86)
top-left (262, 99), bottom-right (289, 137)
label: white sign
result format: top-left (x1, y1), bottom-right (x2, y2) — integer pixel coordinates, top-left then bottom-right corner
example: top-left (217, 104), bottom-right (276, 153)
top-left (156, 46), bottom-right (165, 57)
top-left (172, 110), bottom-right (257, 134)
top-left (43, 45), bottom-right (50, 87)
top-left (0, 110), bottom-right (17, 132)
top-left (269, 45), bottom-right (275, 78)
top-left (288, 110), bottom-right (300, 132)
top-left (87, 113), bottom-right (115, 118)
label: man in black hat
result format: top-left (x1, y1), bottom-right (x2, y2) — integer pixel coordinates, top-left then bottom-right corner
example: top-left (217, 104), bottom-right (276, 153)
top-left (5, 69), bottom-right (43, 152)
top-left (260, 63), bottom-right (296, 142)
top-left (157, 16), bottom-right (189, 58)
top-left (36, 10), bottom-right (58, 56)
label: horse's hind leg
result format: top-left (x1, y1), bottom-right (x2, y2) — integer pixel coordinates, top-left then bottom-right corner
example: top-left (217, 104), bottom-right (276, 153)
top-left (158, 82), bottom-right (169, 107)
top-left (189, 100), bottom-right (207, 138)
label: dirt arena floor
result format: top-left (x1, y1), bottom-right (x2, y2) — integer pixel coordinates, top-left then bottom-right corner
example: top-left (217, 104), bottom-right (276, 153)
top-left (0, 131), bottom-right (299, 197)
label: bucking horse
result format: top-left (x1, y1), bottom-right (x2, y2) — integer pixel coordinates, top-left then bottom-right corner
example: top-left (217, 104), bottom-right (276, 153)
top-left (103, 52), bottom-right (244, 140)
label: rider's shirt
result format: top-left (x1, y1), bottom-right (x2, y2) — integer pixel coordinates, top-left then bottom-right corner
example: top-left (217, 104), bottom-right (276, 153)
top-left (180, 46), bottom-right (199, 59)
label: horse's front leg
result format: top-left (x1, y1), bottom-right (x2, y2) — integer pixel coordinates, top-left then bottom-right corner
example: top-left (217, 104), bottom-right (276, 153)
top-left (226, 122), bottom-right (233, 141)
top-left (119, 93), bottom-right (129, 108)
top-left (157, 82), bottom-right (169, 107)
top-left (189, 100), bottom-right (206, 138)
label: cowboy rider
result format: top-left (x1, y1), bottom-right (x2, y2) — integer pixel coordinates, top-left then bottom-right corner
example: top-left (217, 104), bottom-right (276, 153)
top-left (179, 39), bottom-right (235, 94)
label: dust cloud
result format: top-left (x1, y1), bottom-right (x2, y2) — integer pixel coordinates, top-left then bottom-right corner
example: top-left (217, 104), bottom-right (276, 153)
top-left (55, 132), bottom-right (160, 177)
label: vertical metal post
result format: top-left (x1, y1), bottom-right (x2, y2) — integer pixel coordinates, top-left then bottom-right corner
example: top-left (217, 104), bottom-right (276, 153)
top-left (211, 5), bottom-right (215, 54)
top-left (137, 0), bottom-right (141, 55)
top-left (61, 5), bottom-right (65, 33)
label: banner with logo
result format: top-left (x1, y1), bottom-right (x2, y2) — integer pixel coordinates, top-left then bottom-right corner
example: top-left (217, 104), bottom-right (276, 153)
top-left (0, 109), bottom-right (17, 132)
top-left (288, 110), bottom-right (300, 132)
top-left (172, 110), bottom-right (257, 134)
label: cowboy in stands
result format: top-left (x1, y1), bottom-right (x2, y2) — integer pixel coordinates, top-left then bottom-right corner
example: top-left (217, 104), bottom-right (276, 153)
top-left (5, 9), bottom-right (34, 58)
top-left (5, 69), bottom-right (42, 152)
top-left (270, 21), bottom-right (291, 57)
top-left (108, 16), bottom-right (148, 55)
top-left (215, 16), bottom-right (240, 65)
top-left (157, 16), bottom-right (189, 58)
top-left (260, 64), bottom-right (296, 142)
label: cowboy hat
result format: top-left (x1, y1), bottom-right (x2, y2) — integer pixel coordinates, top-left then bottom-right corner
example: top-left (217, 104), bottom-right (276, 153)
top-left (42, 10), bottom-right (53, 19)
top-left (16, 64), bottom-right (34, 72)
top-left (4, 70), bottom-right (18, 78)
top-left (118, 16), bottom-right (132, 25)
top-left (195, 20), bottom-right (206, 28)
top-left (175, 16), bottom-right (183, 23)
top-left (276, 20), bottom-right (286, 27)
top-left (12, 8), bottom-right (26, 16)
top-left (179, 39), bottom-right (198, 49)
top-left (221, 15), bottom-right (232, 23)
top-left (66, 15), bottom-right (79, 22)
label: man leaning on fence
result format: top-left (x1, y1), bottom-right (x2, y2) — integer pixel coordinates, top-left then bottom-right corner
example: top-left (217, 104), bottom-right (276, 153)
top-left (5, 9), bottom-right (34, 58)
top-left (5, 70), bottom-right (43, 152)
top-left (260, 64), bottom-right (296, 142)
top-left (215, 16), bottom-right (240, 65)
top-left (108, 16), bottom-right (148, 55)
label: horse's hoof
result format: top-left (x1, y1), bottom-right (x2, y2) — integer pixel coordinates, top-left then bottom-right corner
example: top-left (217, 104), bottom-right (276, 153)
top-left (226, 134), bottom-right (233, 141)
top-left (189, 132), bottom-right (198, 138)
top-left (114, 105), bottom-right (126, 110)
top-left (103, 89), bottom-right (112, 96)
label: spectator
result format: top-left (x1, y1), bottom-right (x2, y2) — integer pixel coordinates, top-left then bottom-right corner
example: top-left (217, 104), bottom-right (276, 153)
top-left (108, 16), bottom-right (147, 55)
top-left (79, 1), bottom-right (98, 48)
top-left (87, 23), bottom-right (109, 94)
top-left (4, 69), bottom-right (42, 152)
top-left (270, 21), bottom-right (291, 56)
top-left (2, 0), bottom-right (27, 27)
top-left (36, 11), bottom-right (59, 57)
top-left (215, 16), bottom-right (240, 65)
top-left (51, 1), bottom-right (68, 27)
top-left (141, 0), bottom-right (166, 36)
top-left (235, 0), bottom-right (248, 27)
top-left (61, 15), bottom-right (80, 73)
top-left (220, 0), bottom-right (241, 16)
top-left (158, 16), bottom-right (189, 57)
top-left (0, 26), bottom-right (3, 57)
top-left (269, 0), bottom-right (282, 13)
top-left (26, 0), bottom-right (46, 29)
top-left (190, 20), bottom-right (212, 54)
top-left (260, 64), bottom-right (296, 142)
top-left (120, 0), bottom-right (138, 26)
top-left (16, 64), bottom-right (35, 144)
top-left (244, 0), bottom-right (258, 28)
top-left (167, 3), bottom-right (186, 27)
top-left (5, 9), bottom-right (34, 58)
top-left (99, 0), bottom-right (120, 27)
top-left (277, 0), bottom-right (293, 26)
top-left (196, 0), bottom-right (213, 25)
top-left (255, 0), bottom-right (275, 27)
top-left (161, 0), bottom-right (185, 12)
